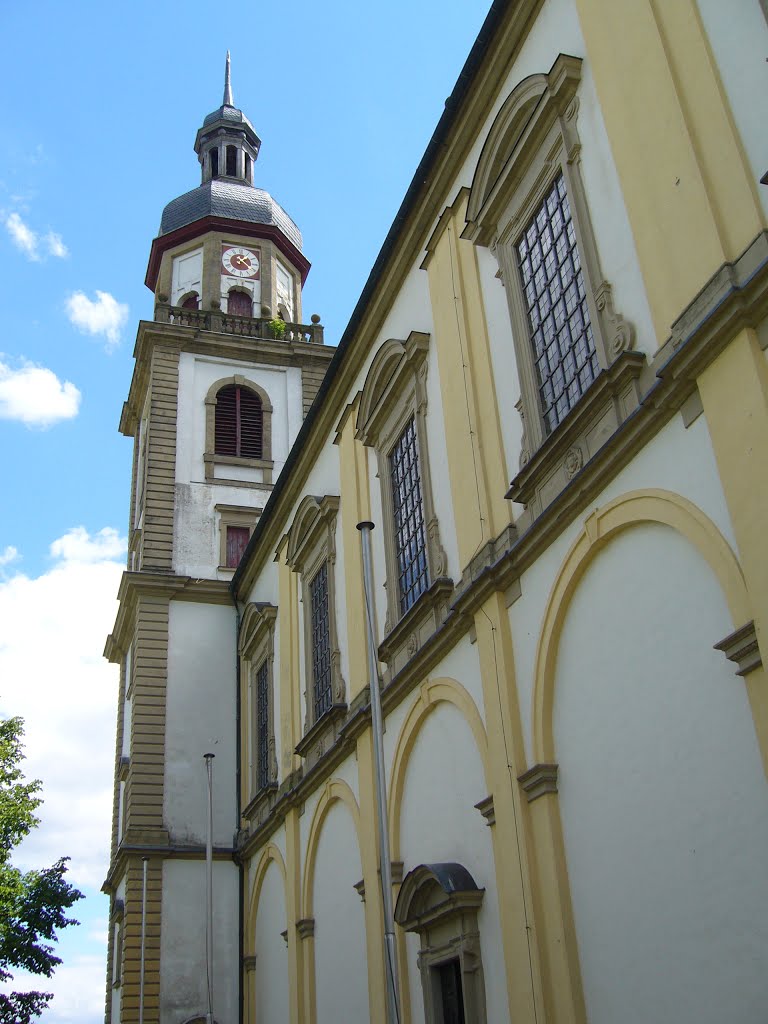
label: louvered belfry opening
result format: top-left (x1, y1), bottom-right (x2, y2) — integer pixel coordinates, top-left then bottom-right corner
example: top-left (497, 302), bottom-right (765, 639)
top-left (215, 384), bottom-right (263, 458)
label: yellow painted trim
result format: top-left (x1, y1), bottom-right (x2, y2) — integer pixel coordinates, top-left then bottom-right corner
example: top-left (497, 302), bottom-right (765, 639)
top-left (245, 842), bottom-right (288, 953)
top-left (387, 677), bottom-right (490, 859)
top-left (425, 192), bottom-right (513, 566)
top-left (698, 327), bottom-right (768, 775)
top-left (532, 488), bottom-right (750, 761)
top-left (336, 395), bottom-right (373, 699)
top-left (277, 542), bottom-right (302, 776)
top-left (574, 0), bottom-right (766, 340)
top-left (301, 778), bottom-right (363, 918)
top-left (244, 843), bottom-right (288, 1024)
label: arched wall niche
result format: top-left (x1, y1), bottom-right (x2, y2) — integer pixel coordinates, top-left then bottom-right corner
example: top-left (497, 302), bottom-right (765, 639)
top-left (388, 677), bottom-right (489, 860)
top-left (531, 488), bottom-right (751, 763)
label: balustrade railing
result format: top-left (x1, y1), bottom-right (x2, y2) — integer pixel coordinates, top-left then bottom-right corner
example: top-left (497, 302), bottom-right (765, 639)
top-left (153, 303), bottom-right (324, 344)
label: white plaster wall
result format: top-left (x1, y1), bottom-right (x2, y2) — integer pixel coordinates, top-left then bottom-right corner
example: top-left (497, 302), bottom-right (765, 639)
top-left (173, 351), bottom-right (304, 577)
top-left (377, 258), bottom-right (434, 343)
top-left (697, 0), bottom-right (768, 221)
top-left (477, 244), bottom-right (523, 487)
top-left (311, 799), bottom-right (368, 1024)
top-left (166, 601), bottom-right (237, 844)
top-left (252, 860), bottom-right (289, 1024)
top-left (511, 411), bottom-right (739, 764)
top-left (424, 641), bottom-right (487, 726)
top-left (398, 701), bottom-right (506, 1023)
top-left (242, 556), bottom-right (279, 608)
top-left (555, 523), bottom-right (768, 1024)
top-left (160, 859), bottom-right (239, 1024)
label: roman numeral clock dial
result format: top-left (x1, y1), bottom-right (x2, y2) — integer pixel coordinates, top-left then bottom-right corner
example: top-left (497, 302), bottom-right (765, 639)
top-left (221, 245), bottom-right (260, 278)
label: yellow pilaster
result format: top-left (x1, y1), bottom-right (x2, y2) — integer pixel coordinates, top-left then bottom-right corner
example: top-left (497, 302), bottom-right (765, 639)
top-left (473, 594), bottom-right (577, 1024)
top-left (698, 327), bottom-right (768, 772)
top-left (335, 398), bottom-right (372, 699)
top-left (277, 541), bottom-right (302, 776)
top-left (425, 192), bottom-right (513, 567)
top-left (574, 0), bottom-right (766, 340)
top-left (284, 808), bottom-right (306, 1024)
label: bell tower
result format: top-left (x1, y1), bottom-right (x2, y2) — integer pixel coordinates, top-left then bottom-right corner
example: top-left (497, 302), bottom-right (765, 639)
top-left (103, 57), bottom-right (334, 1024)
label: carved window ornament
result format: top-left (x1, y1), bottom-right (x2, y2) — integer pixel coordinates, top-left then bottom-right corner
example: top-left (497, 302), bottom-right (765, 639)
top-left (238, 603), bottom-right (278, 802)
top-left (355, 331), bottom-right (447, 635)
top-left (463, 53), bottom-right (634, 462)
top-left (204, 375), bottom-right (274, 485)
top-left (394, 862), bottom-right (487, 1024)
top-left (286, 496), bottom-right (347, 748)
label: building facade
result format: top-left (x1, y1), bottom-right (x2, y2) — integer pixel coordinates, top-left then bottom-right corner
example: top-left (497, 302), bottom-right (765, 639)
top-left (105, 3), bottom-right (768, 1023)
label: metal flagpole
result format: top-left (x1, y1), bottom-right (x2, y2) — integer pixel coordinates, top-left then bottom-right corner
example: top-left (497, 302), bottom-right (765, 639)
top-left (357, 521), bottom-right (401, 1024)
top-left (139, 856), bottom-right (149, 1024)
top-left (204, 753), bottom-right (215, 1024)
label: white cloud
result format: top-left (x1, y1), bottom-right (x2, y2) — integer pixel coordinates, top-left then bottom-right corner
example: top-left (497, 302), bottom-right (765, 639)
top-left (4, 212), bottom-right (67, 261)
top-left (65, 291), bottom-right (129, 351)
top-left (50, 526), bottom-right (126, 564)
top-left (45, 230), bottom-right (68, 258)
top-left (0, 359), bottom-right (81, 427)
top-left (5, 212), bottom-right (39, 260)
top-left (0, 526), bottom-right (126, 891)
top-left (1, 953), bottom-right (106, 1024)
top-left (0, 545), bottom-right (19, 568)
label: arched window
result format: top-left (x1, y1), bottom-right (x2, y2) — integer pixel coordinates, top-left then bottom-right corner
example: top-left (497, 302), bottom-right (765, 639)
top-left (244, 152), bottom-right (252, 183)
top-left (215, 384), bottom-right (263, 459)
top-left (227, 289), bottom-right (252, 317)
top-left (226, 145), bottom-right (237, 177)
top-left (180, 293), bottom-right (199, 310)
top-left (209, 148), bottom-right (219, 177)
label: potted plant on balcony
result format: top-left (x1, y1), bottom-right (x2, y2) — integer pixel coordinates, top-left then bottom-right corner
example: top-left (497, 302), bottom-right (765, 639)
top-left (269, 316), bottom-right (287, 340)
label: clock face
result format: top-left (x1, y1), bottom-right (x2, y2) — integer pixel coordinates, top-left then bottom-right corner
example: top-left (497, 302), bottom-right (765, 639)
top-left (221, 245), bottom-right (260, 279)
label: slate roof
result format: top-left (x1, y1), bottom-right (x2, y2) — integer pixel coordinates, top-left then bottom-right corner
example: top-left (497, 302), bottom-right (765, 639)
top-left (159, 179), bottom-right (303, 250)
top-left (202, 104), bottom-right (256, 133)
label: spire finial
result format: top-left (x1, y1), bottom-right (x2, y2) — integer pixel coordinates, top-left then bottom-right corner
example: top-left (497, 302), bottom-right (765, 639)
top-left (223, 50), bottom-right (234, 107)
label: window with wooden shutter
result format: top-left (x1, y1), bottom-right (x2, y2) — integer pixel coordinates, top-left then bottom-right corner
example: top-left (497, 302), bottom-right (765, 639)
top-left (227, 289), bottom-right (252, 317)
top-left (226, 525), bottom-right (250, 568)
top-left (214, 384), bottom-right (263, 459)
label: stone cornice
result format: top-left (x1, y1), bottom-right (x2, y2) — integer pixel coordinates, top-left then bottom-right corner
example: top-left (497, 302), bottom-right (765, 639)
top-left (105, 571), bottom-right (232, 661)
top-left (120, 320), bottom-right (335, 437)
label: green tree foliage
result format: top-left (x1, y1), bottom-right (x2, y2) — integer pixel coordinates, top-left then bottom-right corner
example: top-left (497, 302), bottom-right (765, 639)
top-left (0, 716), bottom-right (82, 1023)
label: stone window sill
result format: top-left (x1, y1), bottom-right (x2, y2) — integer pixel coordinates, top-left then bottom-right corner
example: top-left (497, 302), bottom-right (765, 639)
top-left (379, 577), bottom-right (454, 679)
top-left (507, 351), bottom-right (646, 520)
top-left (295, 703), bottom-right (347, 770)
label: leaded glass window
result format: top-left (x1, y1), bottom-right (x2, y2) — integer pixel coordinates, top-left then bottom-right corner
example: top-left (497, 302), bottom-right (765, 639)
top-left (389, 417), bottom-right (429, 615)
top-left (255, 660), bottom-right (270, 790)
top-left (517, 172), bottom-right (599, 434)
top-left (309, 562), bottom-right (332, 720)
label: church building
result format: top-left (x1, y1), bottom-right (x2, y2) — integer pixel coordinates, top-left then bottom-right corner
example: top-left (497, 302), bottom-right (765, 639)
top-left (104, 3), bottom-right (768, 1023)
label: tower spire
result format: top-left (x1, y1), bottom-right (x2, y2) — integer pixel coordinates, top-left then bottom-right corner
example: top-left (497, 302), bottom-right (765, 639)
top-left (223, 50), bottom-right (234, 107)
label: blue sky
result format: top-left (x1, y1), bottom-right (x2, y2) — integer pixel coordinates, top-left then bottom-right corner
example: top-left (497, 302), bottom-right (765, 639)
top-left (0, 1), bottom-right (490, 1019)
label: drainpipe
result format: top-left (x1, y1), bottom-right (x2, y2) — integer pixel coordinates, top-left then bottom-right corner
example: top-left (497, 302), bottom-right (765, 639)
top-left (204, 753), bottom-right (215, 1024)
top-left (357, 522), bottom-right (401, 1024)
